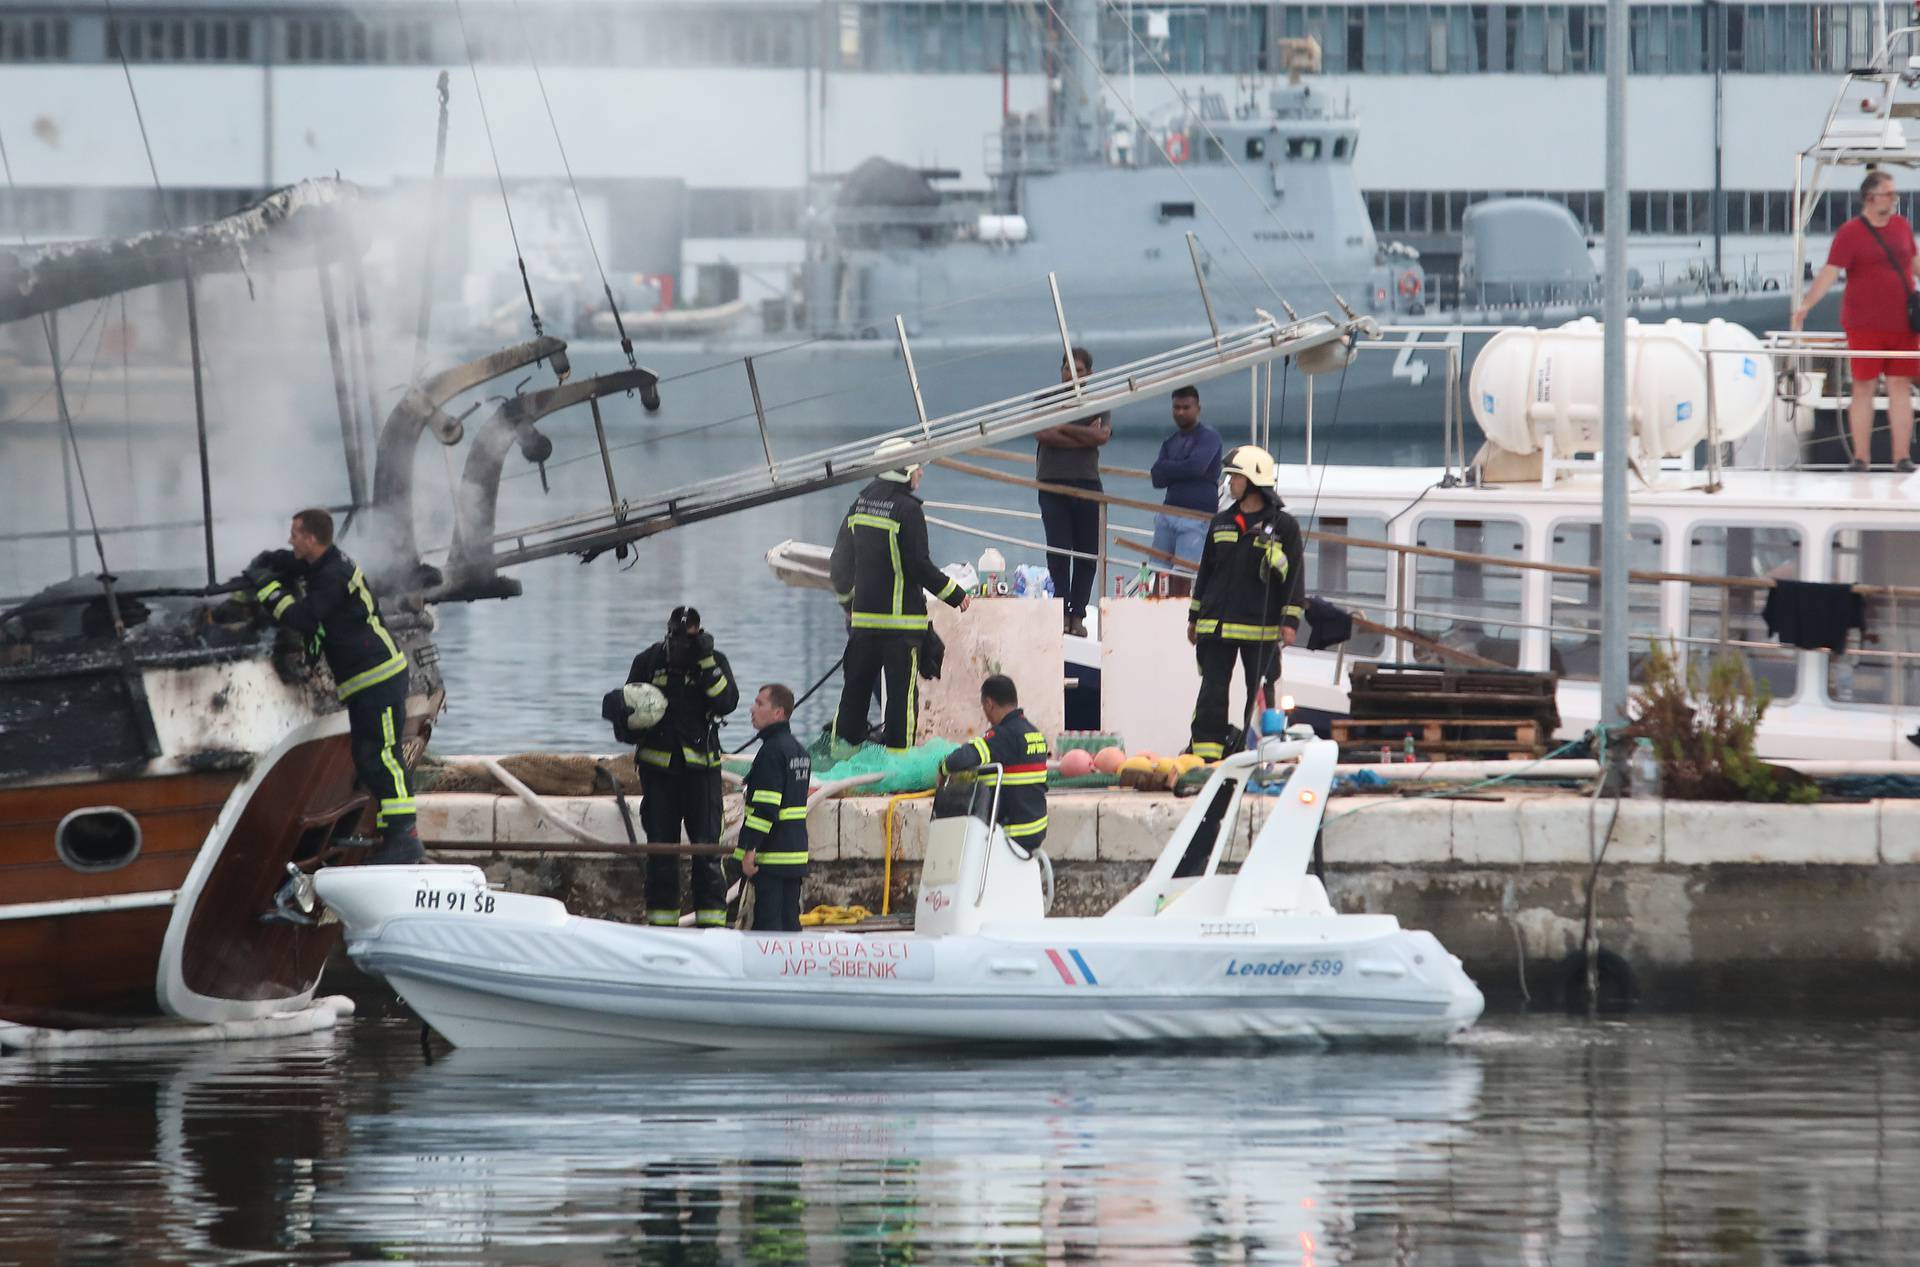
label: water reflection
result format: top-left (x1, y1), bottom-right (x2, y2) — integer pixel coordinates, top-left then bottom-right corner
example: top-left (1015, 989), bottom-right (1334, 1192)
top-left (2, 1014), bottom-right (1916, 1264)
top-left (315, 1041), bottom-right (1480, 1265)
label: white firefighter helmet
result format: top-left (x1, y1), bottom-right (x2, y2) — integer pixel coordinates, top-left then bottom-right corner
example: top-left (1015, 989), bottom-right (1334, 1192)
top-left (874, 436), bottom-right (922, 482)
top-left (622, 682), bottom-right (668, 731)
top-left (1222, 444), bottom-right (1277, 489)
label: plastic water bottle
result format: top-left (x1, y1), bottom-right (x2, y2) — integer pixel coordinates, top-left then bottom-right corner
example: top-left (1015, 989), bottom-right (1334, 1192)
top-left (1402, 734), bottom-right (1416, 763)
top-left (1629, 738), bottom-right (1662, 800)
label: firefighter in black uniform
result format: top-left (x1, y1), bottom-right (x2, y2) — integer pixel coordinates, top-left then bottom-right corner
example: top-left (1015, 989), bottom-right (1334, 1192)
top-left (1186, 444), bottom-right (1305, 761)
top-left (735, 682), bottom-right (812, 932)
top-left (626, 607), bottom-right (739, 927)
top-left (829, 437), bottom-right (970, 752)
top-left (938, 674), bottom-right (1050, 849)
top-left (246, 507), bottom-right (420, 865)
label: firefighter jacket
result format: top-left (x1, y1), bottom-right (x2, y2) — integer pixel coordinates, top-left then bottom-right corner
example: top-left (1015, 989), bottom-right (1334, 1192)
top-left (828, 478), bottom-right (965, 634)
top-left (1188, 495), bottom-right (1306, 643)
top-left (940, 707), bottom-right (1050, 845)
top-left (734, 719), bottom-right (812, 869)
top-left (625, 640), bottom-right (739, 772)
top-left (255, 545), bottom-right (408, 701)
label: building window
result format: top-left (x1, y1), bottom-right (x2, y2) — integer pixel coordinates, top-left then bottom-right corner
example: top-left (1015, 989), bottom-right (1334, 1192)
top-left (0, 16), bottom-right (71, 61)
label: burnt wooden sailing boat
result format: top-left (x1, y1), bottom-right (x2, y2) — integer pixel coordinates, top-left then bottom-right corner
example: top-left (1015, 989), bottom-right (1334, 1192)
top-left (0, 180), bottom-right (659, 1030)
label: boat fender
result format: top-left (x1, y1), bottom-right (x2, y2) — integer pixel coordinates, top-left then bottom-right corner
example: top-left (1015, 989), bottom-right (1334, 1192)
top-left (1397, 269), bottom-right (1422, 299)
top-left (1165, 131), bottom-right (1190, 163)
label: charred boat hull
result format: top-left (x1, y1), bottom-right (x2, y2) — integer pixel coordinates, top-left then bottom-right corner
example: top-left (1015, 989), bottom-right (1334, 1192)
top-left (1, 637), bottom-right (439, 1030)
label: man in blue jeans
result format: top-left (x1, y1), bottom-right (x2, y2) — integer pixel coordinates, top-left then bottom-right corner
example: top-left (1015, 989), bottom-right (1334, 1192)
top-left (1150, 385), bottom-right (1223, 595)
top-left (1035, 346), bottom-right (1111, 636)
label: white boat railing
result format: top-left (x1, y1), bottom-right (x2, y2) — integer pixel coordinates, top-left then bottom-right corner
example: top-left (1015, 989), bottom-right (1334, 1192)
top-left (936, 451), bottom-right (1920, 708)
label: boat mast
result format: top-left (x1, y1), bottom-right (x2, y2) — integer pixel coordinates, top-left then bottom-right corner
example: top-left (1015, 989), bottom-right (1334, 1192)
top-left (1055, 0), bottom-right (1104, 164)
top-left (1600, 0), bottom-right (1630, 739)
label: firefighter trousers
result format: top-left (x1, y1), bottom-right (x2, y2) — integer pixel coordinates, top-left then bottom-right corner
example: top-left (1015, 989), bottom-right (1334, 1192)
top-left (1189, 638), bottom-right (1281, 761)
top-left (749, 868), bottom-right (806, 932)
top-left (638, 762), bottom-right (728, 926)
top-left (832, 631), bottom-right (921, 751)
top-left (346, 674), bottom-right (415, 841)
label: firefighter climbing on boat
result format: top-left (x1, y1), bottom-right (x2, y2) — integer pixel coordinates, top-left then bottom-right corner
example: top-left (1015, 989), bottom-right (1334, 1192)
top-left (828, 437), bottom-right (970, 753)
top-left (735, 682), bottom-right (812, 932)
top-left (939, 674), bottom-right (1050, 850)
top-left (245, 507), bottom-right (421, 865)
top-left (1186, 445), bottom-right (1305, 761)
top-left (625, 606), bottom-right (738, 927)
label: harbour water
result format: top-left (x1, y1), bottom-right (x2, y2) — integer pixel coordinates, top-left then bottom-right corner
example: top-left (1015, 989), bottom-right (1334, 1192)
top-left (2, 1006), bottom-right (1915, 1264)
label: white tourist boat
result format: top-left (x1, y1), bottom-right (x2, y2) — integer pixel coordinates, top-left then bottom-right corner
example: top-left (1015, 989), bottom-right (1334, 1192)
top-left (315, 730), bottom-right (1484, 1050)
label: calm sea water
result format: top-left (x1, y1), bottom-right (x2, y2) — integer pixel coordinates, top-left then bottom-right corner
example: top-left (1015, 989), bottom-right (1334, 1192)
top-left (2, 1006), bottom-right (1915, 1265)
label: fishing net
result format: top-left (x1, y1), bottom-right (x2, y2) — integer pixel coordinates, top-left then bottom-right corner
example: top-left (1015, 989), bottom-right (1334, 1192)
top-left (810, 735), bottom-right (962, 793)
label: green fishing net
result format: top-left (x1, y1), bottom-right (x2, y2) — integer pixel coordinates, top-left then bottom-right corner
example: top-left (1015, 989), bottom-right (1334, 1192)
top-left (809, 735), bottom-right (963, 793)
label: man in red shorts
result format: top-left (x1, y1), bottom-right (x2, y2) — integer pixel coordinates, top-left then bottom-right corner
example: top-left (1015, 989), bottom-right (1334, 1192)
top-left (1793, 168), bottom-right (1920, 472)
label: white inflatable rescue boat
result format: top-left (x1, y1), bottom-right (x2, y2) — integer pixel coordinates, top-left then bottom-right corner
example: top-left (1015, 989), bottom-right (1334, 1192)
top-left (316, 730), bottom-right (1484, 1050)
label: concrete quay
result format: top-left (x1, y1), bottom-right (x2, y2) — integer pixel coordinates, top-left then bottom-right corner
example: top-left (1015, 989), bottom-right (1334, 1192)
top-left (415, 787), bottom-right (1920, 1009)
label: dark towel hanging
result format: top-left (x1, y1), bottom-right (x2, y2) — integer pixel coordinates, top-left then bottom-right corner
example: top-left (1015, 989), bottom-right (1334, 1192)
top-left (1762, 580), bottom-right (1866, 654)
top-left (1305, 595), bottom-right (1355, 651)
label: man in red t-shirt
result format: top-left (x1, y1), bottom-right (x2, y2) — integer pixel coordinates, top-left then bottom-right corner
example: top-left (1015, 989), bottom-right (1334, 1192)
top-left (1793, 169), bottom-right (1920, 472)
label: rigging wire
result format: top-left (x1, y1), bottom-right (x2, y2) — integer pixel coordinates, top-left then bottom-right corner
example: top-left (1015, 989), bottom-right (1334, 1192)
top-left (1095, 0), bottom-right (1354, 315)
top-left (0, 298), bottom-right (112, 427)
top-left (101, 0), bottom-right (173, 233)
top-left (509, 0), bottom-right (637, 370)
top-left (452, 0), bottom-right (545, 342)
top-left (647, 270), bottom-right (1076, 389)
top-left (1, 123), bottom-right (126, 631)
top-left (103, 0), bottom-right (224, 587)
top-left (501, 315), bottom-right (1113, 486)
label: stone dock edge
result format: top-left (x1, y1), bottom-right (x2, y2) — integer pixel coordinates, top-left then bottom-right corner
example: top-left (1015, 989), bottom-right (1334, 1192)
top-left (413, 789), bottom-right (1920, 1010)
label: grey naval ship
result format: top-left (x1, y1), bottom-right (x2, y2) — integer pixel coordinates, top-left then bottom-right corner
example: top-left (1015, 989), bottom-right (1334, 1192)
top-left (524, 0), bottom-right (1793, 452)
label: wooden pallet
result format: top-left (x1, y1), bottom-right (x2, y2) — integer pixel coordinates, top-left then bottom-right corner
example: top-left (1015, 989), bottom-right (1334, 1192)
top-left (1351, 662), bottom-right (1557, 695)
top-left (1342, 741), bottom-right (1545, 761)
top-left (1333, 716), bottom-right (1549, 762)
top-left (1333, 717), bottom-right (1543, 745)
top-left (1349, 663), bottom-right (1561, 729)
top-left (1348, 693), bottom-right (1558, 721)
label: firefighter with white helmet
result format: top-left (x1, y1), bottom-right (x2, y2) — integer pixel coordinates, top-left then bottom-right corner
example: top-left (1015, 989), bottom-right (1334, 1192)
top-left (1186, 444), bottom-right (1305, 760)
top-left (622, 606), bottom-right (739, 927)
top-left (828, 437), bottom-right (971, 752)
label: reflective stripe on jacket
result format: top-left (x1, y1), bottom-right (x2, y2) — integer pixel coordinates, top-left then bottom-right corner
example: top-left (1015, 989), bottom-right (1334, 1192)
top-left (1188, 496), bottom-right (1305, 642)
top-left (735, 719), bottom-right (812, 868)
top-left (626, 641), bottom-right (739, 770)
top-left (256, 545), bottom-right (407, 700)
top-left (828, 478), bottom-right (964, 633)
top-left (940, 707), bottom-right (1049, 844)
